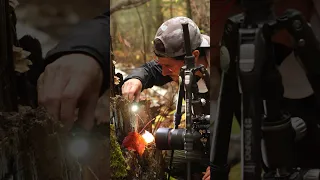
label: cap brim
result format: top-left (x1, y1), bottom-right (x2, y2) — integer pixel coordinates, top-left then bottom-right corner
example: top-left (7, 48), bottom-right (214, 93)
top-left (200, 34), bottom-right (210, 48)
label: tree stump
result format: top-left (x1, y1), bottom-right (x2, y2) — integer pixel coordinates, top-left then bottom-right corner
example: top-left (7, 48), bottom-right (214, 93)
top-left (0, 106), bottom-right (109, 180)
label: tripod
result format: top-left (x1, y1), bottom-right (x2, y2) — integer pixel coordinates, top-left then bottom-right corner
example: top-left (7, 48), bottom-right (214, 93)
top-left (209, 1), bottom-right (320, 180)
top-left (163, 22), bottom-right (211, 180)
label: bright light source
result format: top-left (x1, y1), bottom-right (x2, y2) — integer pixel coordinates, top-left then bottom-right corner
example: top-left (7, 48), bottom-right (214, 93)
top-left (142, 130), bottom-right (155, 144)
top-left (131, 104), bottom-right (139, 112)
top-left (69, 138), bottom-right (89, 157)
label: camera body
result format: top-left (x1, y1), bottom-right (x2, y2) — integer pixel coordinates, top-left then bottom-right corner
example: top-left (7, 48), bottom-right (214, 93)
top-left (155, 114), bottom-right (211, 154)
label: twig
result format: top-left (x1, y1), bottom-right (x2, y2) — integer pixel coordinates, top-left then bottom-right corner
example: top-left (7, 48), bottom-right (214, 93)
top-left (170, 0), bottom-right (173, 18)
top-left (135, 6), bottom-right (148, 100)
top-left (139, 118), bottom-right (155, 134)
top-left (153, 116), bottom-right (164, 134)
top-left (87, 166), bottom-right (99, 180)
top-left (135, 7), bottom-right (146, 63)
top-left (110, 0), bottom-right (151, 15)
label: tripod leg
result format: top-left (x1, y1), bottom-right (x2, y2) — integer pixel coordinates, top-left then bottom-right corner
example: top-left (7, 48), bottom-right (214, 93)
top-left (280, 9), bottom-right (320, 108)
top-left (167, 70), bottom-right (185, 180)
top-left (210, 17), bottom-right (240, 180)
top-left (237, 26), bottom-right (267, 180)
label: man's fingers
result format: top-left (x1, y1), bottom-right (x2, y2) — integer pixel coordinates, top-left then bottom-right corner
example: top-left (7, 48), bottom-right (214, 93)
top-left (41, 66), bottom-right (62, 121)
top-left (60, 78), bottom-right (85, 131)
top-left (202, 174), bottom-right (210, 180)
top-left (122, 83), bottom-right (131, 101)
top-left (122, 80), bottom-right (142, 102)
top-left (202, 173), bottom-right (209, 180)
top-left (202, 167), bottom-right (210, 180)
top-left (125, 85), bottom-right (136, 102)
top-left (77, 93), bottom-right (99, 131)
top-left (128, 89), bottom-right (135, 102)
top-left (134, 91), bottom-right (141, 102)
top-left (37, 73), bottom-right (44, 103)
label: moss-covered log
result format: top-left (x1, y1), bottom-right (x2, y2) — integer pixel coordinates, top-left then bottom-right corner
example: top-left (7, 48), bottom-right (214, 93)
top-left (0, 106), bottom-right (109, 180)
top-left (119, 144), bottom-right (165, 180)
top-left (110, 95), bottom-right (167, 180)
top-left (110, 124), bottom-right (127, 179)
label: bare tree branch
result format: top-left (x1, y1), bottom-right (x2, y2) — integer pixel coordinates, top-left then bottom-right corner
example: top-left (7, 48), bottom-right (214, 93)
top-left (110, 0), bottom-right (151, 15)
top-left (135, 7), bottom-right (146, 63)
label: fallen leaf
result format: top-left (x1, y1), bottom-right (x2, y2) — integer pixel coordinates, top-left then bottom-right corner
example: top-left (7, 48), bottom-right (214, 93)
top-left (123, 39), bottom-right (131, 48)
top-left (122, 132), bottom-right (147, 156)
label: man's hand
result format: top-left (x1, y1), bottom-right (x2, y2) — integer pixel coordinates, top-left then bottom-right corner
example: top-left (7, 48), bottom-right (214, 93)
top-left (202, 166), bottom-right (210, 180)
top-left (121, 78), bottom-right (142, 102)
top-left (37, 53), bottom-right (103, 131)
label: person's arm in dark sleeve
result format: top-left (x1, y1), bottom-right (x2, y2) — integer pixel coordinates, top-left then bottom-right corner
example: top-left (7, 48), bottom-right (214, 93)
top-left (44, 10), bottom-right (110, 95)
top-left (124, 60), bottom-right (172, 90)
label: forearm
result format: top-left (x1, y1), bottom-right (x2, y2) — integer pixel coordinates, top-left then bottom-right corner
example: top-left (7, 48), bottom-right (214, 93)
top-left (124, 60), bottom-right (172, 90)
top-left (44, 10), bottom-right (110, 95)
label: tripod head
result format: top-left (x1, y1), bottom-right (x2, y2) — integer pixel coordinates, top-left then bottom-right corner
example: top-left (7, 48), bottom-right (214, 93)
top-left (241, 0), bottom-right (275, 25)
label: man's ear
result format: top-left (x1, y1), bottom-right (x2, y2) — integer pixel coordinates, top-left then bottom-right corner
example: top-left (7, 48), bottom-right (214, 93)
top-left (192, 50), bottom-right (200, 60)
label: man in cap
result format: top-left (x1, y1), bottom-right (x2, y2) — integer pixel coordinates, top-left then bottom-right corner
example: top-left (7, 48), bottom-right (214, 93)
top-left (121, 16), bottom-right (211, 179)
top-left (122, 16), bottom-right (210, 102)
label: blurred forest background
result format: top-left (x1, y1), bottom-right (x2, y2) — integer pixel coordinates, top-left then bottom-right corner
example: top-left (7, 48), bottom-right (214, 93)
top-left (110, 0), bottom-right (210, 71)
top-left (14, 0), bottom-right (108, 55)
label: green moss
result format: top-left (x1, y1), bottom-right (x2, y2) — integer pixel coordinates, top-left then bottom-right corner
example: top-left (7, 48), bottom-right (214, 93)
top-left (164, 173), bottom-right (177, 180)
top-left (229, 163), bottom-right (241, 180)
top-left (110, 124), bottom-right (128, 179)
top-left (231, 117), bottom-right (240, 134)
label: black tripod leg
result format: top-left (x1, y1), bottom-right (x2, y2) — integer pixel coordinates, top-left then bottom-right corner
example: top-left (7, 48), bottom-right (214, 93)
top-left (280, 9), bottom-right (320, 107)
top-left (210, 17), bottom-right (239, 180)
top-left (238, 26), bottom-right (266, 180)
top-left (167, 70), bottom-right (185, 180)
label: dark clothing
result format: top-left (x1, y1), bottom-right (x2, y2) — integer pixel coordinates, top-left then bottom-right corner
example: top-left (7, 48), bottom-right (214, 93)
top-left (125, 60), bottom-right (211, 115)
top-left (44, 10), bottom-right (110, 95)
top-left (124, 60), bottom-right (172, 90)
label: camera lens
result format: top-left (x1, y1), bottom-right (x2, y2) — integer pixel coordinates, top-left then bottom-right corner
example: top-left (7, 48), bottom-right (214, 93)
top-left (155, 128), bottom-right (185, 150)
top-left (155, 128), bottom-right (205, 151)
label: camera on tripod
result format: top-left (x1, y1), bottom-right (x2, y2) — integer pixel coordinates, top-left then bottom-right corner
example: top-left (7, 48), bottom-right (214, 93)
top-left (155, 81), bottom-right (211, 153)
top-left (153, 22), bottom-right (211, 180)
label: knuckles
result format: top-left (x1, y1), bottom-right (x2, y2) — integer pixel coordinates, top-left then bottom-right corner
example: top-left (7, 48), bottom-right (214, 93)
top-left (39, 92), bottom-right (77, 105)
top-left (39, 94), bottom-right (60, 105)
top-left (44, 63), bottom-right (60, 72)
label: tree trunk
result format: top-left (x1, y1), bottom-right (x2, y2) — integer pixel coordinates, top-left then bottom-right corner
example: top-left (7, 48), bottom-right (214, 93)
top-left (186, 0), bottom-right (192, 19)
top-left (0, 106), bottom-right (110, 180)
top-left (154, 0), bottom-right (164, 29)
top-left (144, 3), bottom-right (152, 54)
top-left (0, 0), bottom-right (18, 112)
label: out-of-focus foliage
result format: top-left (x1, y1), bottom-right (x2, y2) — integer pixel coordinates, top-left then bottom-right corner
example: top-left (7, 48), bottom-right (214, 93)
top-left (111, 0), bottom-right (210, 67)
